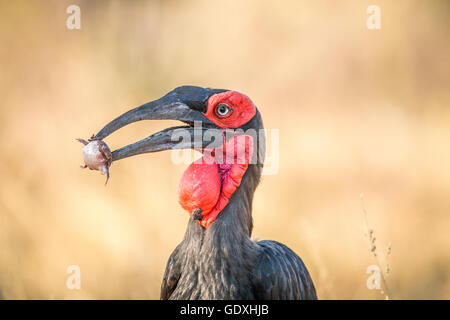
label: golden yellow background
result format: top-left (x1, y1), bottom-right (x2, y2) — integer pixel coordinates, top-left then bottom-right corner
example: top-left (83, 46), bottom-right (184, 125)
top-left (0, 0), bottom-right (449, 299)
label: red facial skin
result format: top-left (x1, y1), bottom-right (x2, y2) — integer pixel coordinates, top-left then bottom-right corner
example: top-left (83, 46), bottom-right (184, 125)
top-left (204, 91), bottom-right (256, 128)
top-left (177, 91), bottom-right (256, 228)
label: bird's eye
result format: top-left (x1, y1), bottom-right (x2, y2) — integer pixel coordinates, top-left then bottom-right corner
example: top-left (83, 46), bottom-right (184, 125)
top-left (215, 104), bottom-right (231, 117)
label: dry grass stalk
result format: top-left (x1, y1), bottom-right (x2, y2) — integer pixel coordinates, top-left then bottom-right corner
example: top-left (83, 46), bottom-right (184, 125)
top-left (360, 193), bottom-right (392, 299)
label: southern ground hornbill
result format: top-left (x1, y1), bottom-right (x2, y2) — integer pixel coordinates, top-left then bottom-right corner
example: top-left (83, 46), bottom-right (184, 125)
top-left (89, 86), bottom-right (317, 300)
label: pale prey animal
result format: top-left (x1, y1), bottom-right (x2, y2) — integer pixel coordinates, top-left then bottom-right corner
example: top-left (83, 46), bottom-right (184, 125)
top-left (77, 138), bottom-right (112, 184)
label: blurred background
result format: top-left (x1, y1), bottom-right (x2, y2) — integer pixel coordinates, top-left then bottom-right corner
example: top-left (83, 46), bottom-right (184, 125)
top-left (0, 0), bottom-right (449, 299)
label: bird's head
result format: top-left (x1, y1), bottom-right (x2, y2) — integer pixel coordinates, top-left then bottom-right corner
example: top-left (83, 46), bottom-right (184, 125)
top-left (92, 86), bottom-right (265, 228)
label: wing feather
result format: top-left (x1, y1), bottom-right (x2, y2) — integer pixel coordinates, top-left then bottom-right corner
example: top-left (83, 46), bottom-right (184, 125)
top-left (160, 244), bottom-right (182, 300)
top-left (252, 240), bottom-right (317, 300)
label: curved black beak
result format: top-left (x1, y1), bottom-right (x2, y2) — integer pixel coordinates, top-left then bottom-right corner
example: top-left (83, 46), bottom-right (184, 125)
top-left (91, 86), bottom-right (227, 162)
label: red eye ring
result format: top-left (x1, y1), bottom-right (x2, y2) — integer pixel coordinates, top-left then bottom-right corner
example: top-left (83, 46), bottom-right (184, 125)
top-left (214, 103), bottom-right (233, 118)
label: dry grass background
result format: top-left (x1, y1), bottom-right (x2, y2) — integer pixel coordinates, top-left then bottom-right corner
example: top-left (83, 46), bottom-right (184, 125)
top-left (0, 0), bottom-right (449, 299)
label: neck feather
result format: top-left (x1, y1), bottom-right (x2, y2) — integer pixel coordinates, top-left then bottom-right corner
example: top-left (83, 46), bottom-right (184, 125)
top-left (173, 164), bottom-right (262, 299)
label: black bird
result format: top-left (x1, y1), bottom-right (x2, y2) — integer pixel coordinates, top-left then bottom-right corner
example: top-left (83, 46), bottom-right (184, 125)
top-left (91, 86), bottom-right (317, 300)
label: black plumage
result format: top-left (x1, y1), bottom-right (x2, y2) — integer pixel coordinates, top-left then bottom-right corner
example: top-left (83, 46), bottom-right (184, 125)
top-left (91, 86), bottom-right (317, 300)
top-left (161, 111), bottom-right (317, 300)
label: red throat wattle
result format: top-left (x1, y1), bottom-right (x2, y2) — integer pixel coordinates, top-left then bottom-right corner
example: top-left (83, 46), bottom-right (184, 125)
top-left (178, 134), bottom-right (254, 228)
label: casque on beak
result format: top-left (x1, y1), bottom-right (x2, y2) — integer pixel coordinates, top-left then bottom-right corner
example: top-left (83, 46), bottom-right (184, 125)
top-left (91, 86), bottom-right (227, 162)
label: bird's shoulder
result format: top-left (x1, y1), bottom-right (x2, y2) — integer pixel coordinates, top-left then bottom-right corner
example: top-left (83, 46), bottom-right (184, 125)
top-left (251, 240), bottom-right (317, 300)
top-left (160, 243), bottom-right (183, 300)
